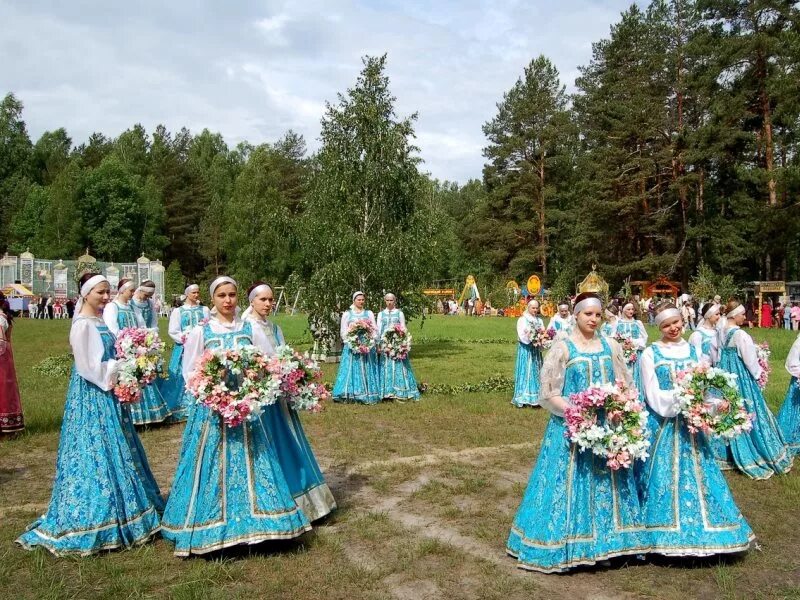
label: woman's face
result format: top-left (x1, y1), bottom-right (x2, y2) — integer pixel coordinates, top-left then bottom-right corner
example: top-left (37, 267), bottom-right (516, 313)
top-left (575, 307), bottom-right (601, 334)
top-left (623, 304), bottom-right (635, 319)
top-left (527, 302), bottom-right (539, 316)
top-left (187, 289), bottom-right (200, 304)
top-left (251, 288), bottom-right (274, 318)
top-left (660, 315), bottom-right (683, 342)
top-left (85, 282), bottom-right (111, 312)
top-left (118, 286), bottom-right (134, 302)
top-left (384, 296), bottom-right (396, 310)
top-left (558, 305), bottom-right (570, 318)
top-left (213, 284), bottom-right (238, 318)
top-left (354, 294), bottom-right (365, 310)
top-left (732, 311), bottom-right (746, 326)
top-left (706, 312), bottom-right (720, 326)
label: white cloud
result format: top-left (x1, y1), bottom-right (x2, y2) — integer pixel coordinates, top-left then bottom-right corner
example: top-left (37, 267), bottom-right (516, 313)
top-left (0, 0), bottom-right (637, 182)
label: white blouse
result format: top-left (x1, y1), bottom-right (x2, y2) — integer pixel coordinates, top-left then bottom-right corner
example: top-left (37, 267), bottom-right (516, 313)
top-left (688, 325), bottom-right (720, 365)
top-left (181, 317), bottom-right (271, 384)
top-left (340, 307), bottom-right (378, 341)
top-left (245, 315), bottom-right (285, 356)
top-left (785, 334), bottom-right (800, 379)
top-left (722, 327), bottom-right (762, 381)
top-left (70, 316), bottom-right (119, 391)
top-left (640, 340), bottom-right (695, 419)
top-left (517, 314), bottom-right (544, 344)
top-left (102, 300), bottom-right (143, 336)
top-left (547, 314), bottom-right (575, 333)
top-left (538, 334), bottom-right (631, 417)
top-left (168, 304), bottom-right (210, 344)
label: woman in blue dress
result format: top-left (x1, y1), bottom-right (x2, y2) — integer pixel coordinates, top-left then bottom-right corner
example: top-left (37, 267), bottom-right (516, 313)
top-left (131, 280), bottom-right (159, 329)
top-left (776, 333), bottom-right (800, 457)
top-left (17, 274), bottom-right (162, 556)
top-left (507, 292), bottom-right (648, 572)
top-left (512, 299), bottom-right (544, 408)
top-left (611, 299), bottom-right (648, 391)
top-left (161, 277), bottom-right (310, 556)
top-left (377, 293), bottom-right (420, 401)
top-left (244, 282), bottom-right (337, 522)
top-left (160, 284), bottom-right (209, 422)
top-left (600, 304), bottom-right (619, 339)
top-left (639, 303), bottom-right (754, 557)
top-left (688, 303), bottom-right (721, 365)
top-left (332, 291), bottom-right (381, 404)
top-left (546, 301), bottom-right (574, 338)
top-left (715, 301), bottom-right (792, 479)
top-left (104, 278), bottom-right (173, 426)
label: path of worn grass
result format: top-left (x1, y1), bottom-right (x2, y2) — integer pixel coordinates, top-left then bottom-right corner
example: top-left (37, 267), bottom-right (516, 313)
top-left (1, 315), bottom-right (799, 599)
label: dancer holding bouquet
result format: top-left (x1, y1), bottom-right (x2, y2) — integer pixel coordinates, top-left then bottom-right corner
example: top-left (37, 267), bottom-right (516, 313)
top-left (244, 282), bottom-right (336, 522)
top-left (512, 299), bottom-right (549, 407)
top-left (17, 274), bottom-right (162, 556)
top-left (639, 303), bottom-right (754, 557)
top-left (611, 299), bottom-right (648, 390)
top-left (332, 291), bottom-right (381, 404)
top-left (377, 293), bottom-right (420, 401)
top-left (160, 284), bottom-right (209, 422)
top-left (777, 332), bottom-right (800, 456)
top-left (161, 277), bottom-right (310, 556)
top-left (714, 301), bottom-right (792, 479)
top-left (104, 278), bottom-right (172, 425)
top-left (507, 292), bottom-right (648, 572)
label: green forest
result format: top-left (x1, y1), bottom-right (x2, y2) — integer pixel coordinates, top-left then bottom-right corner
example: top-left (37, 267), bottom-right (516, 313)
top-left (1, 1), bottom-right (799, 306)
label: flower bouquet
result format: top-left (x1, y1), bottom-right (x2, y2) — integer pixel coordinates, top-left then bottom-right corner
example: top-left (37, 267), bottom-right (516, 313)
top-left (756, 342), bottom-right (771, 389)
top-left (380, 324), bottom-right (412, 360)
top-left (267, 345), bottom-right (331, 412)
top-left (672, 363), bottom-right (753, 439)
top-left (186, 345), bottom-right (280, 426)
top-left (613, 333), bottom-right (639, 365)
top-left (529, 326), bottom-right (556, 350)
top-left (345, 319), bottom-right (377, 354)
top-left (564, 381), bottom-right (650, 470)
top-left (113, 328), bottom-right (166, 404)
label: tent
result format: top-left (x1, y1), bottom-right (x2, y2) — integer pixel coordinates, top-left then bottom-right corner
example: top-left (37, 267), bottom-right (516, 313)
top-left (2, 283), bottom-right (33, 297)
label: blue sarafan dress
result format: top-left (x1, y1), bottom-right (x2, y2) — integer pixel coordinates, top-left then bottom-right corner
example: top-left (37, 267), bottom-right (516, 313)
top-left (776, 334), bottom-right (800, 457)
top-left (507, 335), bottom-right (649, 572)
top-left (512, 314), bottom-right (544, 407)
top-left (247, 316), bottom-right (337, 522)
top-left (161, 319), bottom-right (310, 556)
top-left (612, 318), bottom-right (648, 393)
top-left (688, 326), bottom-right (719, 366)
top-left (17, 317), bottom-right (163, 556)
top-left (377, 308), bottom-right (420, 400)
top-left (160, 305), bottom-right (209, 422)
top-left (715, 327), bottom-right (792, 479)
top-left (108, 301), bottom-right (172, 426)
top-left (639, 341), bottom-right (754, 556)
top-left (332, 307), bottom-right (381, 404)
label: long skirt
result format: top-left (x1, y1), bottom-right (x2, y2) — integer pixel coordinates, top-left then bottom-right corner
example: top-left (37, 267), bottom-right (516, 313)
top-left (512, 343), bottom-right (542, 407)
top-left (716, 355), bottom-right (792, 479)
top-left (642, 417), bottom-right (754, 556)
top-left (128, 382), bottom-right (173, 426)
top-left (332, 346), bottom-right (381, 404)
top-left (506, 416), bottom-right (649, 572)
top-left (161, 404), bottom-right (311, 556)
top-left (379, 355), bottom-right (420, 400)
top-left (261, 401), bottom-right (337, 521)
top-left (16, 370), bottom-right (162, 556)
top-left (777, 377), bottom-right (800, 457)
top-left (157, 344), bottom-right (189, 423)
top-left (0, 341), bottom-right (24, 433)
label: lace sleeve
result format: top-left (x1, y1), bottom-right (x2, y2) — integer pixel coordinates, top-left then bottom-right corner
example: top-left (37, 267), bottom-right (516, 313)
top-left (539, 341), bottom-right (570, 416)
top-left (608, 338), bottom-right (634, 387)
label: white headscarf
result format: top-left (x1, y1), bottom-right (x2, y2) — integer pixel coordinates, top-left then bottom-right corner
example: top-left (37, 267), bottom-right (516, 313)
top-left (74, 275), bottom-right (108, 319)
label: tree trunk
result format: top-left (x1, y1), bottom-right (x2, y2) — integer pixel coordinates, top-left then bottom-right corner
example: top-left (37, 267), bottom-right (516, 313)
top-left (539, 152), bottom-right (547, 281)
top-left (757, 50), bottom-right (777, 206)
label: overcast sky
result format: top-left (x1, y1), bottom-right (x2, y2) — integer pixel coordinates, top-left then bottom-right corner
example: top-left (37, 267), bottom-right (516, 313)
top-left (1, 1), bottom-right (638, 183)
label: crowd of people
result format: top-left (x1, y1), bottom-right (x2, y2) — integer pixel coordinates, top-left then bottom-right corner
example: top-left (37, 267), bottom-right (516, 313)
top-left (2, 279), bottom-right (800, 576)
top-left (510, 292), bottom-right (800, 572)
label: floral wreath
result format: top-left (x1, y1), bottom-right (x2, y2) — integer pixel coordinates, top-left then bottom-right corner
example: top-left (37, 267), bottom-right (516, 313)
top-left (345, 319), bottom-right (377, 354)
top-left (672, 363), bottom-right (753, 439)
top-left (380, 324), bottom-right (412, 360)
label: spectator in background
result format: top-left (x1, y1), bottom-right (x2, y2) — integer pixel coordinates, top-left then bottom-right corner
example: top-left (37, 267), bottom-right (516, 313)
top-left (65, 297), bottom-right (75, 319)
top-left (792, 302), bottom-right (800, 331)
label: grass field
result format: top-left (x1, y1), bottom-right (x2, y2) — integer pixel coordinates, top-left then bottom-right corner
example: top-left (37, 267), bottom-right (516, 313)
top-left (1, 315), bottom-right (799, 599)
